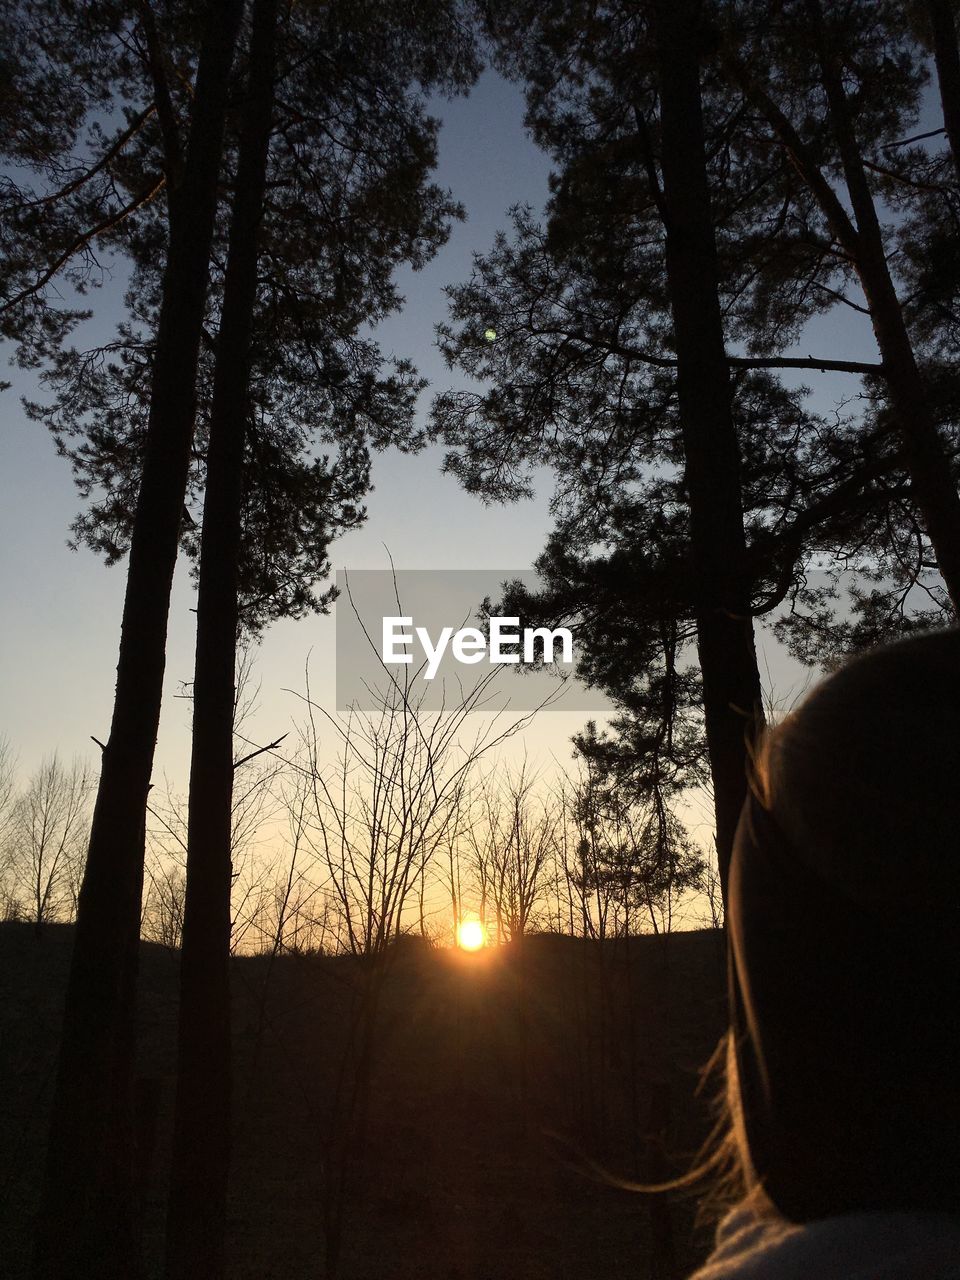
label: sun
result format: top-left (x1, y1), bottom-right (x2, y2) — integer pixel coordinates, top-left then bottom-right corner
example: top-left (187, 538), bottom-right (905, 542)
top-left (457, 919), bottom-right (486, 951)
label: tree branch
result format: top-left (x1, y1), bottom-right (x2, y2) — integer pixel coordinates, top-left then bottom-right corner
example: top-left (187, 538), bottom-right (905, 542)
top-left (721, 48), bottom-right (863, 261)
top-left (0, 175), bottom-right (165, 316)
top-left (135, 0), bottom-right (183, 184)
top-left (23, 106), bottom-right (156, 209)
top-left (534, 325), bottom-right (884, 375)
top-left (233, 733), bottom-right (289, 771)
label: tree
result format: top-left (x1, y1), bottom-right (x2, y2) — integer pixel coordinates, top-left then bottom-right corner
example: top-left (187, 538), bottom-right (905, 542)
top-left (0, 738), bottom-right (17, 889)
top-left (296, 653), bottom-right (539, 1272)
top-left (432, 1), bottom-right (959, 883)
top-left (5, 756), bottom-right (91, 934)
top-left (139, 728), bottom-right (284, 957)
top-left (7, 1), bottom-right (477, 1269)
top-left (922, 0), bottom-right (960, 184)
top-left (165, 2), bottom-right (278, 1272)
top-left (432, 1), bottom-right (774, 885)
top-left (141, 856), bottom-right (186, 951)
top-left (719, 0), bottom-right (960, 608)
top-left (26, 5), bottom-right (246, 1276)
top-left (472, 765), bottom-right (557, 942)
top-left (165, 5), bottom-right (478, 1272)
top-left (568, 732), bottom-right (704, 937)
top-left (301, 672), bottom-right (517, 960)
top-left (0, 0), bottom-right (163, 369)
top-left (652, 0), bottom-right (763, 883)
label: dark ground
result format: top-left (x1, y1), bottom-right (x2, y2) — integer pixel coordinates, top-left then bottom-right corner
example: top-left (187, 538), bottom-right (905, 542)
top-left (0, 922), bottom-right (729, 1279)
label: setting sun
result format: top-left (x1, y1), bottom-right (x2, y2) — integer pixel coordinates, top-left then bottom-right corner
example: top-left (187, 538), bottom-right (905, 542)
top-left (457, 919), bottom-right (486, 951)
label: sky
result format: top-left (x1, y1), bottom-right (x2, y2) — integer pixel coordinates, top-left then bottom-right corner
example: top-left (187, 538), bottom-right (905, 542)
top-left (0, 66), bottom-right (867, 797)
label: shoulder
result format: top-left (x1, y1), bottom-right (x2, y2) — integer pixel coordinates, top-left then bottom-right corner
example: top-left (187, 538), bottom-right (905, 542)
top-left (688, 1202), bottom-right (960, 1280)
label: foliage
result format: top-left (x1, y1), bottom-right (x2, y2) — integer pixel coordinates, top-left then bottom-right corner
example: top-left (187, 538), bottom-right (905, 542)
top-left (7, 1), bottom-right (481, 633)
top-left (429, 0), bottom-right (959, 800)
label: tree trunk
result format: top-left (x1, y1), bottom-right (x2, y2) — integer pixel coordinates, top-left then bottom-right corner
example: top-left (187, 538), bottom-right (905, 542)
top-left (32, 6), bottom-right (243, 1278)
top-left (653, 0), bottom-right (764, 892)
top-left (165, 2), bottom-right (277, 1276)
top-left (730, 2), bottom-right (960, 610)
top-left (807, 0), bottom-right (960, 610)
top-left (927, 0), bottom-right (960, 185)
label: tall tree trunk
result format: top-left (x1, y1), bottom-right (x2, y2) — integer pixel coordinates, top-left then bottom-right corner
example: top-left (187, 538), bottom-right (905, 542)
top-left (729, 5), bottom-right (960, 610)
top-left (32, 6), bottom-right (243, 1278)
top-left (653, 0), bottom-right (764, 891)
top-left (927, 0), bottom-right (960, 185)
top-left (165, 2), bottom-right (277, 1276)
top-left (807, 0), bottom-right (960, 610)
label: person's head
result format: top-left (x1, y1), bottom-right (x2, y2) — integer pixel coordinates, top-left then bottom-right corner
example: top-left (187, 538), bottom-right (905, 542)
top-left (727, 627), bottom-right (960, 1221)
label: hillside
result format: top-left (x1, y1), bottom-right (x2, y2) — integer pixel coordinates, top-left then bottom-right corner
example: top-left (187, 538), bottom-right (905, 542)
top-left (0, 923), bottom-right (729, 1279)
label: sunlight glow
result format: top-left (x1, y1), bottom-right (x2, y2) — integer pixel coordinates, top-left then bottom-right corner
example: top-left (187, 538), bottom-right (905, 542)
top-left (457, 919), bottom-right (486, 951)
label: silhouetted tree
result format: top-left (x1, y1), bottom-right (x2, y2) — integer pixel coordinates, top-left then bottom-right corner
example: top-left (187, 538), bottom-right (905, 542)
top-left (433, 1), bottom-right (959, 880)
top-left (719, 0), bottom-right (960, 607)
top-left (25, 6), bottom-right (245, 1275)
top-left (4, 756), bottom-right (92, 934)
top-left (167, 5), bottom-right (478, 1272)
top-left (569, 727), bottom-right (704, 936)
top-left (475, 765), bottom-right (557, 942)
top-left (164, 2), bottom-right (279, 1272)
top-left (0, 737), bottom-right (16, 859)
top-left (0, 1), bottom-right (164, 368)
top-left (653, 0), bottom-right (763, 881)
top-left (298, 647), bottom-right (539, 1273)
top-left (923, 0), bottom-right (960, 183)
top-left (9, 2), bottom-right (477, 1270)
top-left (433, 2), bottom-right (772, 883)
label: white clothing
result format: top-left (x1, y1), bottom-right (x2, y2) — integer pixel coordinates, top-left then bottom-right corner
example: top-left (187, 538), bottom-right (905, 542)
top-left (689, 1201), bottom-right (960, 1279)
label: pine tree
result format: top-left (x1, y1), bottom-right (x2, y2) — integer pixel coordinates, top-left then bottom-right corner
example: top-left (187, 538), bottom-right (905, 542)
top-left (432, 0), bottom-right (958, 881)
top-left (22, 5), bottom-right (246, 1275)
top-left (14, 3), bottom-right (479, 1273)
